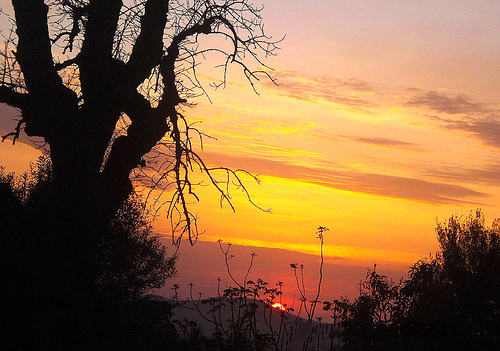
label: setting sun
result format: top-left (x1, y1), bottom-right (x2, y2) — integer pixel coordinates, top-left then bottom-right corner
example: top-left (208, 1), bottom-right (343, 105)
top-left (272, 302), bottom-right (286, 311)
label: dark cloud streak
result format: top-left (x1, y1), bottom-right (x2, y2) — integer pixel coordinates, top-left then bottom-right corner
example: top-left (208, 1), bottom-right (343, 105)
top-left (405, 91), bottom-right (487, 115)
top-left (404, 90), bottom-right (500, 148)
top-left (447, 120), bottom-right (500, 148)
top-left (344, 136), bottom-right (422, 150)
top-left (268, 70), bottom-right (377, 111)
top-left (424, 163), bottom-right (500, 186)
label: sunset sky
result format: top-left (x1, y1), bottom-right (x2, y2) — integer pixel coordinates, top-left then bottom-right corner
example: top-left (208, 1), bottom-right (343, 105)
top-left (1, 0), bottom-right (500, 308)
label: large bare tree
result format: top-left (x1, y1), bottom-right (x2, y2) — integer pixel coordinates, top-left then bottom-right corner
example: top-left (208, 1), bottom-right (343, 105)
top-left (0, 0), bottom-right (277, 242)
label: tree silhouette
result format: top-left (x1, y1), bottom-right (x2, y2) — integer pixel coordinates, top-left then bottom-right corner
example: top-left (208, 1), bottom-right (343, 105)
top-left (331, 210), bottom-right (500, 351)
top-left (0, 0), bottom-right (278, 242)
top-left (0, 2), bottom-right (277, 348)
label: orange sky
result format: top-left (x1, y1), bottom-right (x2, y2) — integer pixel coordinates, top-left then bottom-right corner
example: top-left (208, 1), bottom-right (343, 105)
top-left (1, 0), bottom-right (500, 306)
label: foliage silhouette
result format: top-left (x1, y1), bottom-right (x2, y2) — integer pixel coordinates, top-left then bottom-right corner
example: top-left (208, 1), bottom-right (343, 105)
top-left (172, 232), bottom-right (332, 351)
top-left (179, 242), bottom-right (288, 351)
top-left (322, 210), bottom-right (500, 351)
top-left (166, 213), bottom-right (499, 350)
top-left (1, 156), bottom-right (176, 350)
top-left (290, 226), bottom-right (329, 324)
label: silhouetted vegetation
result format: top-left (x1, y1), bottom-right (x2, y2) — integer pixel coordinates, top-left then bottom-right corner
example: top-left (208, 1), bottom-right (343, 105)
top-left (169, 216), bottom-right (499, 350)
top-left (172, 234), bottom-right (337, 351)
top-left (3, 160), bottom-right (498, 351)
top-left (291, 226), bottom-right (329, 324)
top-left (1, 157), bottom-right (176, 350)
top-left (323, 210), bottom-right (500, 351)
top-left (174, 241), bottom-right (290, 351)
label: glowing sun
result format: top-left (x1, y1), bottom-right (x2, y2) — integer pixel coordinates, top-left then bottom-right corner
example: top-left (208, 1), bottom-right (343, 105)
top-left (272, 302), bottom-right (286, 311)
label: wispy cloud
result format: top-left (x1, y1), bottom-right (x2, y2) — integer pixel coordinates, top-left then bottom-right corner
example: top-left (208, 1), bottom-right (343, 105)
top-left (201, 151), bottom-right (489, 206)
top-left (199, 235), bottom-right (423, 264)
top-left (446, 120), bottom-right (500, 148)
top-left (246, 119), bottom-right (317, 136)
top-left (311, 172), bottom-right (486, 206)
top-left (267, 70), bottom-right (500, 149)
top-left (267, 69), bottom-right (378, 111)
top-left (424, 113), bottom-right (500, 149)
top-left (424, 163), bottom-right (500, 186)
top-left (402, 89), bottom-right (500, 147)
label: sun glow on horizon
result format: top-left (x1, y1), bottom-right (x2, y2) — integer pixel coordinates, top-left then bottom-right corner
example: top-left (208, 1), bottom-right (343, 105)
top-left (272, 302), bottom-right (286, 311)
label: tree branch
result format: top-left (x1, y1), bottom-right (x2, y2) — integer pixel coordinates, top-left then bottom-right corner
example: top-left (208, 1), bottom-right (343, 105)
top-left (11, 0), bottom-right (79, 140)
top-left (0, 85), bottom-right (27, 109)
top-left (12, 0), bottom-right (67, 94)
top-left (79, 0), bottom-right (122, 103)
top-left (81, 0), bottom-right (122, 60)
top-left (51, 1), bottom-right (88, 54)
top-left (102, 90), bottom-right (169, 208)
top-left (54, 55), bottom-right (80, 71)
top-left (157, 16), bottom-right (215, 111)
top-left (126, 0), bottom-right (170, 87)
top-left (1, 118), bottom-right (24, 144)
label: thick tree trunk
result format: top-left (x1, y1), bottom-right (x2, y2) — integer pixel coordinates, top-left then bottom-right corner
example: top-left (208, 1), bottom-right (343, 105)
top-left (49, 113), bottom-right (130, 219)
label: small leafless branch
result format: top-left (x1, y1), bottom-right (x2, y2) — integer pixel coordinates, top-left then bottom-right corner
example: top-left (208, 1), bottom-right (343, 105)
top-left (1, 118), bottom-right (24, 144)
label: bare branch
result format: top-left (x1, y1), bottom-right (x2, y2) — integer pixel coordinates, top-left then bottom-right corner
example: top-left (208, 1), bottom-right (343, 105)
top-left (135, 108), bottom-right (269, 247)
top-left (50, 1), bottom-right (88, 54)
top-left (1, 118), bottom-right (24, 144)
top-left (126, 0), bottom-right (170, 87)
top-left (0, 85), bottom-right (27, 109)
top-left (12, 0), bottom-right (67, 94)
top-left (54, 55), bottom-right (80, 71)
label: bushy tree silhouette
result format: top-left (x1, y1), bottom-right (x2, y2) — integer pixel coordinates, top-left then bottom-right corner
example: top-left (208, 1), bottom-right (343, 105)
top-left (1, 156), bottom-right (176, 349)
top-left (325, 210), bottom-right (500, 351)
